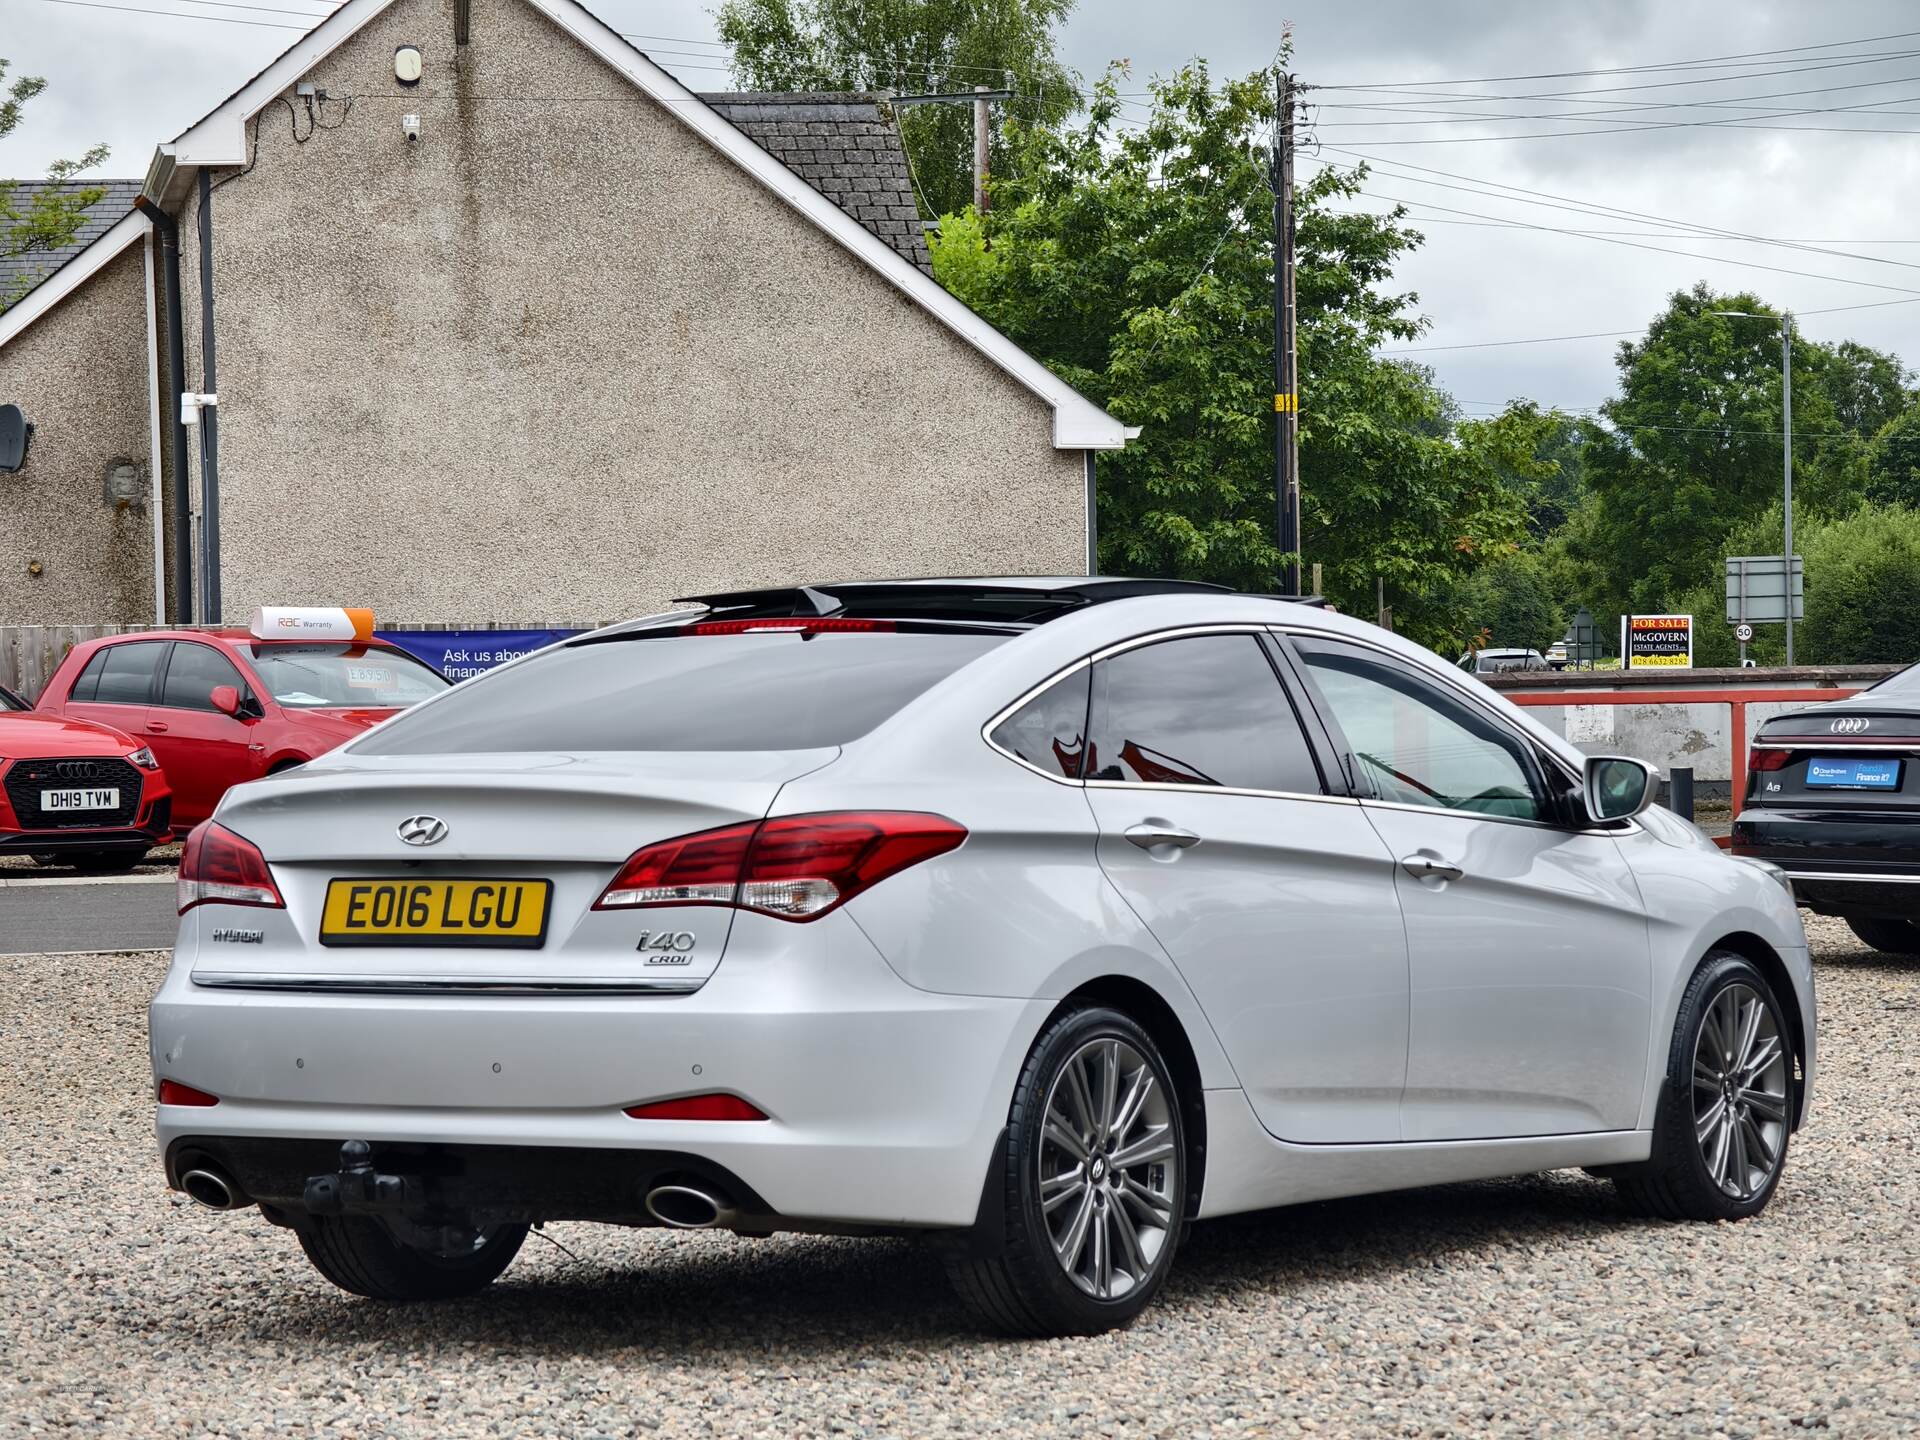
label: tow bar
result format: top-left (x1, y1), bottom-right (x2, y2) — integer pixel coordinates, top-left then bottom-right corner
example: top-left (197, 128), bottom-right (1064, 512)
top-left (303, 1139), bottom-right (421, 1215)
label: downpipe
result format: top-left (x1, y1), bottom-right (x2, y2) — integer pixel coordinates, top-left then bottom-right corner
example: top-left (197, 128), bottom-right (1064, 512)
top-left (645, 1184), bottom-right (739, 1230)
top-left (180, 1164), bottom-right (247, 1212)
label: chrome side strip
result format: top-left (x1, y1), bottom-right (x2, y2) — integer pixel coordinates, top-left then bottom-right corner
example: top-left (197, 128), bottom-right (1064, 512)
top-left (1777, 870), bottom-right (1920, 885)
top-left (190, 972), bottom-right (705, 996)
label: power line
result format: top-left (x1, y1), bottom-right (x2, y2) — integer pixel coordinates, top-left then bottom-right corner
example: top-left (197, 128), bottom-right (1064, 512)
top-left (22, 0), bottom-right (308, 26)
top-left (1324, 209), bottom-right (1920, 243)
top-left (1383, 329), bottom-right (1642, 354)
top-left (1315, 28), bottom-right (1920, 90)
top-left (1319, 147), bottom-right (1920, 277)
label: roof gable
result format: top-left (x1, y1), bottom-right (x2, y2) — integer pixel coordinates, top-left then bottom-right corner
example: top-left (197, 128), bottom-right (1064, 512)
top-left (148, 0), bottom-right (1133, 450)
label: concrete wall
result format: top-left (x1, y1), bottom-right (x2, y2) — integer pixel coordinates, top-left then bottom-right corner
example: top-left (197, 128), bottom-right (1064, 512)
top-left (177, 0), bottom-right (1087, 621)
top-left (1488, 667), bottom-right (1902, 798)
top-left (0, 243), bottom-right (156, 624)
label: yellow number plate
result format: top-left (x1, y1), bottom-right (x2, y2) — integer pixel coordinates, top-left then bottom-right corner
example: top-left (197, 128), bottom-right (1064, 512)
top-left (320, 879), bottom-right (551, 948)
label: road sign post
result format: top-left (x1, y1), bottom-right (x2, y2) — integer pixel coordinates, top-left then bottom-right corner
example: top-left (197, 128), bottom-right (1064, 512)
top-left (1725, 555), bottom-right (1803, 665)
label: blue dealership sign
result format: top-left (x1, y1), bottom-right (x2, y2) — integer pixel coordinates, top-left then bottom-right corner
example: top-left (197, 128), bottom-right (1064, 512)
top-left (379, 629), bottom-right (585, 682)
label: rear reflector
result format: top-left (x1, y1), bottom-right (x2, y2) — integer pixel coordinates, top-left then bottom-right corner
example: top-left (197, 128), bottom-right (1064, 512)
top-left (178, 820), bottom-right (285, 914)
top-left (1749, 747), bottom-right (1792, 773)
top-left (685, 618), bottom-right (894, 636)
top-left (624, 1093), bottom-right (768, 1121)
top-left (157, 1079), bottom-right (219, 1107)
top-left (595, 810), bottom-right (967, 920)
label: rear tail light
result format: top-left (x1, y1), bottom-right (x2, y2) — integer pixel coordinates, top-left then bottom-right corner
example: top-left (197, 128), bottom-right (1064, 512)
top-left (624, 1093), bottom-right (768, 1121)
top-left (595, 811), bottom-right (966, 920)
top-left (157, 1079), bottom-right (219, 1107)
top-left (178, 820), bottom-right (285, 914)
top-left (1749, 747), bottom-right (1792, 773)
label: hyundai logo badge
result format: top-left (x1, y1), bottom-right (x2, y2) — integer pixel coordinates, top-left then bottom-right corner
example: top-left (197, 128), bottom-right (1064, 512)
top-left (1829, 716), bottom-right (1870, 735)
top-left (397, 815), bottom-right (448, 846)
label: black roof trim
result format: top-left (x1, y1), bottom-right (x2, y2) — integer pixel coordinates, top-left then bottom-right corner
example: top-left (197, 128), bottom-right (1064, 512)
top-left (672, 577), bottom-right (1238, 626)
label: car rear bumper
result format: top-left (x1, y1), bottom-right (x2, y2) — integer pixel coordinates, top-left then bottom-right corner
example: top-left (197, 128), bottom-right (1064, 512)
top-left (150, 910), bottom-right (1043, 1228)
top-left (1734, 809), bottom-right (1920, 917)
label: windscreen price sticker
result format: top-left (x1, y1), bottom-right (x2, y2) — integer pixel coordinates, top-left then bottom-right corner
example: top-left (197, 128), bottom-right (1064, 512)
top-left (1625, 614), bottom-right (1693, 669)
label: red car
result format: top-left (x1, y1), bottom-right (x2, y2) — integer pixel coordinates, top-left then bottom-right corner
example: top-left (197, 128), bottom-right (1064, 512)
top-left (1, 679), bottom-right (174, 871)
top-left (36, 628), bottom-right (449, 831)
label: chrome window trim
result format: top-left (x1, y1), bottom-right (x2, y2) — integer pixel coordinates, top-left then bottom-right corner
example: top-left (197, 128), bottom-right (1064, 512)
top-left (979, 624), bottom-right (1333, 798)
top-left (980, 656), bottom-right (1093, 787)
top-left (1757, 741), bottom-right (1920, 751)
top-left (190, 972), bottom-right (705, 996)
top-left (1775, 870), bottom-right (1920, 884)
top-left (1275, 623), bottom-right (1641, 837)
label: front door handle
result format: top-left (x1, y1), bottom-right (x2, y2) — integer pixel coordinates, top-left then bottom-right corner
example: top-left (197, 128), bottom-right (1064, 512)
top-left (145, 721), bottom-right (169, 733)
top-left (1125, 823), bottom-right (1201, 851)
top-left (1400, 853), bottom-right (1464, 883)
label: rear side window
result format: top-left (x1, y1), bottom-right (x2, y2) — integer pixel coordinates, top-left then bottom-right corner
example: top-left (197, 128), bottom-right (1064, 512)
top-left (73, 641), bottom-right (167, 706)
top-left (991, 667), bottom-right (1091, 779)
top-left (359, 631), bottom-right (1006, 754)
top-left (1086, 635), bottom-right (1324, 794)
top-left (160, 643), bottom-right (247, 712)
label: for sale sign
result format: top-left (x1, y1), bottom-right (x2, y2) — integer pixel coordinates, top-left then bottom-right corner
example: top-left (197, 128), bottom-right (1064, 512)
top-left (1622, 614), bottom-right (1693, 669)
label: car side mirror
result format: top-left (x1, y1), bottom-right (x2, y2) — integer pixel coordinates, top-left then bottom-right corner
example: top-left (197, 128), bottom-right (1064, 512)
top-left (1583, 755), bottom-right (1658, 823)
top-left (209, 684), bottom-right (241, 717)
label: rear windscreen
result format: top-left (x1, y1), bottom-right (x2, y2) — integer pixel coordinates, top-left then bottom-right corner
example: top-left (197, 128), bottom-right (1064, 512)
top-left (356, 631), bottom-right (1006, 754)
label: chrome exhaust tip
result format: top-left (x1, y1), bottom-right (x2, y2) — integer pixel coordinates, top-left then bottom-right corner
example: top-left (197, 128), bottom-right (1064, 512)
top-left (644, 1184), bottom-right (737, 1230)
top-left (180, 1166), bottom-right (244, 1211)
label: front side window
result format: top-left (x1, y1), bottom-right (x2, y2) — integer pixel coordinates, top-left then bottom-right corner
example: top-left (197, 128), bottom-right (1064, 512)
top-left (990, 667), bottom-right (1091, 780)
top-left (1085, 635), bottom-right (1324, 794)
top-left (160, 643), bottom-right (248, 712)
top-left (75, 641), bottom-right (168, 706)
top-left (1294, 638), bottom-right (1547, 821)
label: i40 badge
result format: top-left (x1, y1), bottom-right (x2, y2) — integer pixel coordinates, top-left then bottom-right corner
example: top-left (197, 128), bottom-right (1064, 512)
top-left (637, 930), bottom-right (697, 963)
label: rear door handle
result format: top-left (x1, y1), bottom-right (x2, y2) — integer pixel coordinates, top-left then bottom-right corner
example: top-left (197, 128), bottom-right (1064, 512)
top-left (1125, 823), bottom-right (1201, 851)
top-left (146, 721), bottom-right (169, 733)
top-left (1400, 854), bottom-right (1464, 883)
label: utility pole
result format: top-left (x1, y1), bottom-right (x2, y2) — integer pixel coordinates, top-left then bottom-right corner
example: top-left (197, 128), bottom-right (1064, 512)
top-left (1782, 311), bottom-right (1795, 667)
top-left (974, 85), bottom-right (991, 213)
top-left (1272, 70), bottom-right (1301, 596)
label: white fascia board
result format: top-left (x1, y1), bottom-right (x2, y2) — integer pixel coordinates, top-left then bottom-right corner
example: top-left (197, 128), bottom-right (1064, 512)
top-left (163, 0), bottom-right (405, 170)
top-left (532, 0), bottom-right (1132, 452)
top-left (0, 210), bottom-right (152, 351)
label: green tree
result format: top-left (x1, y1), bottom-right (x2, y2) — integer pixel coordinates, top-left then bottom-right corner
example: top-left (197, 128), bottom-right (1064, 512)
top-left (714, 0), bottom-right (1079, 218)
top-left (929, 63), bottom-right (1528, 646)
top-left (0, 58), bottom-right (109, 312)
top-left (1454, 552), bottom-right (1562, 653)
top-left (1863, 405), bottom-right (1920, 507)
top-left (1798, 504), bottom-right (1920, 664)
top-left (1575, 285), bottom-right (1860, 619)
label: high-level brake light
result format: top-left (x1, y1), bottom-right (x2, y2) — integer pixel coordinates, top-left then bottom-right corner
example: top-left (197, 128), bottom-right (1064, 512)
top-left (178, 820), bottom-right (285, 914)
top-left (684, 618), bottom-right (895, 636)
top-left (594, 811), bottom-right (967, 920)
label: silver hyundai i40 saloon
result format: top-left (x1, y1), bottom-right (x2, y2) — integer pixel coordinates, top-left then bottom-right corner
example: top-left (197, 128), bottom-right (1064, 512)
top-left (151, 578), bottom-right (1815, 1336)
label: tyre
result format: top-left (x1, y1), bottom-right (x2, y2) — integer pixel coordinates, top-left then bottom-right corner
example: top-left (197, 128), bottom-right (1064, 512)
top-left (70, 850), bottom-right (143, 874)
top-left (1845, 915), bottom-right (1920, 955)
top-left (296, 1217), bottom-right (527, 1301)
top-left (947, 1006), bottom-right (1186, 1336)
top-left (1613, 951), bottom-right (1793, 1222)
top-left (29, 853), bottom-right (61, 867)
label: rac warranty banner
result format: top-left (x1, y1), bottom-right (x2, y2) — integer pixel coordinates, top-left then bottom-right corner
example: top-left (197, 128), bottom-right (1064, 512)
top-left (1623, 614), bottom-right (1693, 669)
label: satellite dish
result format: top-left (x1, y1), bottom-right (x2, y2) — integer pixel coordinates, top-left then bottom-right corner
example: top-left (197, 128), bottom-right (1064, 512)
top-left (0, 404), bottom-right (30, 474)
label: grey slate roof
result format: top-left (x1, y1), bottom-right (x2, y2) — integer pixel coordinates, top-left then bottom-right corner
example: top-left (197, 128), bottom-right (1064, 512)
top-left (698, 93), bottom-right (932, 276)
top-left (0, 179), bottom-right (143, 302)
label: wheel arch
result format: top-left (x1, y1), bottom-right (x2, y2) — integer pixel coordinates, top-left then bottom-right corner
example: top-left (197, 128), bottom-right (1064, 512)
top-left (1704, 930), bottom-right (1808, 1130)
top-left (1050, 974), bottom-right (1208, 1218)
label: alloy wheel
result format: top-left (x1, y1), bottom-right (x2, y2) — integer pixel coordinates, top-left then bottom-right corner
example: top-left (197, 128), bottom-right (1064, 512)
top-left (1037, 1037), bottom-right (1178, 1300)
top-left (1691, 982), bottom-right (1790, 1200)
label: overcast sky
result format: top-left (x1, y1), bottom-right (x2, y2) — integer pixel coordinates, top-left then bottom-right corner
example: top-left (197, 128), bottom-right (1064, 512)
top-left (7, 0), bottom-right (1920, 416)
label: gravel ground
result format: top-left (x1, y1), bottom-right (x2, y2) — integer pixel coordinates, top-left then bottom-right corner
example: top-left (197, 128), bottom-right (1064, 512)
top-left (3, 918), bottom-right (1917, 1437)
top-left (0, 842), bottom-right (179, 876)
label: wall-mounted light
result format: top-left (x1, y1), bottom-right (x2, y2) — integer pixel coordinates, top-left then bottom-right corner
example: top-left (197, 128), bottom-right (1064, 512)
top-left (401, 113), bottom-right (421, 144)
top-left (395, 45), bottom-right (423, 85)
